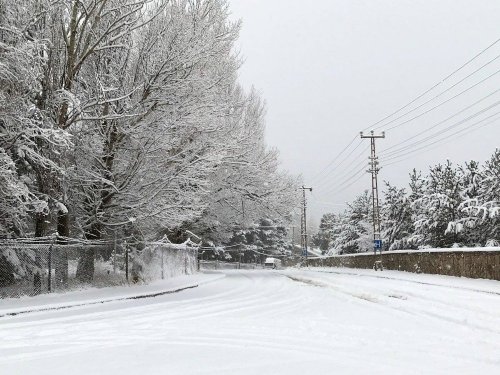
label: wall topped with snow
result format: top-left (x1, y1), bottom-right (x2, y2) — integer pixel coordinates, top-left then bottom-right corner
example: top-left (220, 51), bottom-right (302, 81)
top-left (296, 249), bottom-right (500, 281)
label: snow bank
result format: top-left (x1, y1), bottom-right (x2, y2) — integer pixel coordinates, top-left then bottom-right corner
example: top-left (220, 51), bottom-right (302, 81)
top-left (0, 272), bottom-right (224, 317)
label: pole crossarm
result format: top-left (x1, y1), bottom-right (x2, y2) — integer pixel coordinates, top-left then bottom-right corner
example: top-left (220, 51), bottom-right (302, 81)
top-left (360, 130), bottom-right (386, 139)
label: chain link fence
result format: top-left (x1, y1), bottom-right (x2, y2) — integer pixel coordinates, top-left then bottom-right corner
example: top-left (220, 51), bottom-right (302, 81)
top-left (197, 247), bottom-right (281, 270)
top-left (0, 237), bottom-right (197, 299)
top-left (199, 260), bottom-right (262, 270)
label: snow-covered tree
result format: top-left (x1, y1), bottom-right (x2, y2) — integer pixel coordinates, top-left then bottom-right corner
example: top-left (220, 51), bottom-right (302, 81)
top-left (325, 190), bottom-right (372, 254)
top-left (1, 0), bottom-right (301, 282)
top-left (457, 151), bottom-right (500, 245)
top-left (0, 0), bottom-right (72, 237)
top-left (182, 88), bottom-right (300, 243)
top-left (226, 218), bottom-right (289, 256)
top-left (313, 213), bottom-right (338, 251)
top-left (381, 182), bottom-right (414, 250)
top-left (412, 160), bottom-right (465, 247)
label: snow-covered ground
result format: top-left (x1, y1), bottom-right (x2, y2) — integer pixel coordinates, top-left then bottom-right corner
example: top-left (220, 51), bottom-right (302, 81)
top-left (1, 268), bottom-right (499, 374)
top-left (0, 272), bottom-right (224, 317)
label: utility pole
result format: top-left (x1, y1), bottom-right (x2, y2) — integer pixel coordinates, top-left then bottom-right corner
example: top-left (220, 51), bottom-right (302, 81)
top-left (299, 186), bottom-right (313, 260)
top-left (360, 131), bottom-right (385, 260)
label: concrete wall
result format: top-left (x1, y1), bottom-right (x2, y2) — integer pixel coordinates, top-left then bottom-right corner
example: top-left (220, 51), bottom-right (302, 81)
top-left (285, 250), bottom-right (500, 281)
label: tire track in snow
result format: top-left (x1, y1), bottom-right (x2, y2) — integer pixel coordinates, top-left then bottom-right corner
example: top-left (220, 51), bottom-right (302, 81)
top-left (308, 268), bottom-right (500, 295)
top-left (284, 271), bottom-right (500, 337)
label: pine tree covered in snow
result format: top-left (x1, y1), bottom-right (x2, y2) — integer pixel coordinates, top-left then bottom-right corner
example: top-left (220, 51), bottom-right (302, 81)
top-left (413, 161), bottom-right (465, 247)
top-left (226, 218), bottom-right (289, 255)
top-left (380, 182), bottom-right (414, 250)
top-left (321, 191), bottom-right (373, 254)
top-left (457, 151), bottom-right (500, 246)
top-left (476, 150), bottom-right (500, 244)
top-left (312, 213), bottom-right (338, 251)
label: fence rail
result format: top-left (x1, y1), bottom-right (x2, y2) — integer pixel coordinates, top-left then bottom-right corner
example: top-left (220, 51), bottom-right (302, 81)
top-left (0, 238), bottom-right (197, 298)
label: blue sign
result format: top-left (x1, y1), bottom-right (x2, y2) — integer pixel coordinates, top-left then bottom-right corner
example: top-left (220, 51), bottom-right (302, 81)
top-left (374, 239), bottom-right (382, 249)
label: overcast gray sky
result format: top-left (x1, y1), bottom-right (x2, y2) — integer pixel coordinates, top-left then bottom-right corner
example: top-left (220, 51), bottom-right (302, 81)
top-left (228, 0), bottom-right (500, 223)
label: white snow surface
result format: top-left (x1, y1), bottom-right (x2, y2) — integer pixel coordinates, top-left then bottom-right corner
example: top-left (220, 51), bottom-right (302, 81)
top-left (1, 268), bottom-right (499, 374)
top-left (0, 273), bottom-right (223, 317)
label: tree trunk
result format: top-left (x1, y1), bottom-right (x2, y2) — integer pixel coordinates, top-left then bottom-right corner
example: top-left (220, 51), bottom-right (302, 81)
top-left (75, 222), bottom-right (100, 282)
top-left (55, 210), bottom-right (69, 287)
top-left (33, 212), bottom-right (46, 294)
top-left (75, 248), bottom-right (95, 283)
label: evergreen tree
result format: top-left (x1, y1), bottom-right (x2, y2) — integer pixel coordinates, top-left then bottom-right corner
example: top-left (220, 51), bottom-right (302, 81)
top-left (413, 161), bottom-right (464, 247)
top-left (459, 150), bottom-right (500, 245)
top-left (406, 169), bottom-right (427, 247)
top-left (226, 218), bottom-right (288, 255)
top-left (381, 183), bottom-right (414, 250)
top-left (332, 191), bottom-right (372, 254)
top-left (313, 213), bottom-right (337, 251)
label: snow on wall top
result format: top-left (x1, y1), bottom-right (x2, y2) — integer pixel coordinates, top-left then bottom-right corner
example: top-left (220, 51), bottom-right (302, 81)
top-left (311, 247), bottom-right (500, 259)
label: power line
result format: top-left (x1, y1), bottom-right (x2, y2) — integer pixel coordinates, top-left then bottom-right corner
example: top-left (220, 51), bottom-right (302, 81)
top-left (314, 37), bottom-right (500, 217)
top-left (380, 88), bottom-right (500, 155)
top-left (315, 147), bottom-right (369, 194)
top-left (383, 66), bottom-right (500, 133)
top-left (380, 111), bottom-right (500, 165)
top-left (313, 142), bottom-right (368, 191)
top-left (362, 37), bottom-right (500, 132)
top-left (331, 171), bottom-right (367, 196)
top-left (309, 199), bottom-right (348, 208)
top-left (320, 165), bottom-right (367, 197)
top-left (313, 140), bottom-right (363, 186)
top-left (316, 108), bottom-right (497, 209)
top-left (328, 102), bottom-right (500, 209)
top-left (381, 101), bottom-right (500, 159)
top-left (309, 135), bottom-right (359, 184)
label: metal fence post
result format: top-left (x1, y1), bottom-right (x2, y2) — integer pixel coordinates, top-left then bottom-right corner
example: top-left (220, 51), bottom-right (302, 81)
top-left (197, 249), bottom-right (200, 271)
top-left (47, 243), bottom-right (53, 293)
top-left (33, 245), bottom-right (42, 295)
top-left (184, 250), bottom-right (187, 274)
top-left (113, 231), bottom-right (117, 274)
top-left (125, 246), bottom-right (129, 282)
top-left (161, 246), bottom-right (164, 280)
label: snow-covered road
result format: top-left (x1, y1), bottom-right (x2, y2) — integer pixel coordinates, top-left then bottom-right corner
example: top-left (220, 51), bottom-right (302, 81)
top-left (1, 268), bottom-right (499, 374)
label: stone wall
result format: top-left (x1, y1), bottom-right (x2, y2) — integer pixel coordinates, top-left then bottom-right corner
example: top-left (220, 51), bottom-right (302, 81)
top-left (285, 250), bottom-right (500, 281)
